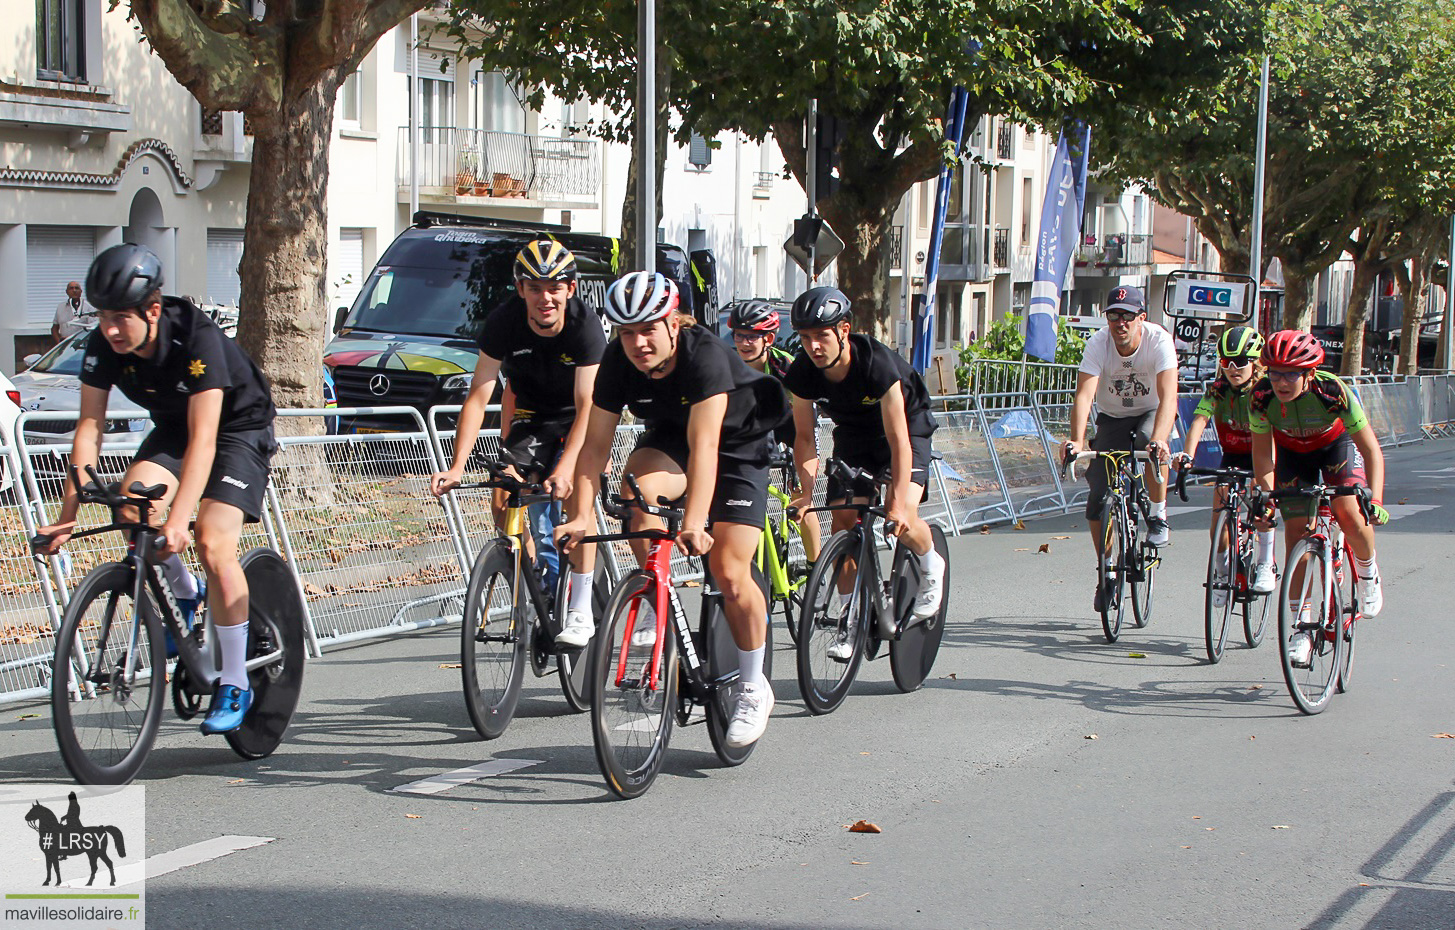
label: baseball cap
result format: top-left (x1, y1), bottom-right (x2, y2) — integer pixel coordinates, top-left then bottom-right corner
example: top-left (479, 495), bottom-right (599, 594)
top-left (1105, 285), bottom-right (1146, 315)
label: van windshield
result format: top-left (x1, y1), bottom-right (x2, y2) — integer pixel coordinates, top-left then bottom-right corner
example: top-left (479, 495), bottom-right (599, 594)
top-left (344, 264), bottom-right (510, 341)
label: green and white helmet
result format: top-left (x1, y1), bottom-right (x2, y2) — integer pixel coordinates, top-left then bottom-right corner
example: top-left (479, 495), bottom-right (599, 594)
top-left (1217, 325), bottom-right (1264, 360)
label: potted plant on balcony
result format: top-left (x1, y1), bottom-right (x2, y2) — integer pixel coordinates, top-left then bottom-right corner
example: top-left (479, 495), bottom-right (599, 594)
top-left (455, 148), bottom-right (482, 196)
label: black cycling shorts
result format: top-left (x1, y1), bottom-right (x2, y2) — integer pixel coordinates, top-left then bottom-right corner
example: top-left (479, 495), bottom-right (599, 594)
top-left (1274, 433), bottom-right (1367, 518)
top-left (135, 425), bottom-right (276, 523)
top-left (826, 428), bottom-right (933, 504)
top-left (1084, 410), bottom-right (1155, 520)
top-left (634, 428), bottom-right (770, 528)
top-left (500, 414), bottom-right (573, 481)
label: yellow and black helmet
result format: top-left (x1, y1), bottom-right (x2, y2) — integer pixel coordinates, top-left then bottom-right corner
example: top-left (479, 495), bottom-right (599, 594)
top-left (1218, 325), bottom-right (1264, 360)
top-left (514, 239), bottom-right (577, 282)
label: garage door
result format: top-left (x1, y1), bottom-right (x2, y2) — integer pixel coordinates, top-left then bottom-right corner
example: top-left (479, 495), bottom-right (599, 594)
top-left (206, 228), bottom-right (245, 307)
top-left (27, 226), bottom-right (96, 326)
top-left (335, 228), bottom-right (365, 312)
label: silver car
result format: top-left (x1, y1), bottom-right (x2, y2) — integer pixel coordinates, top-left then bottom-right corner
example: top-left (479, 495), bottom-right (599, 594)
top-left (13, 333), bottom-right (149, 447)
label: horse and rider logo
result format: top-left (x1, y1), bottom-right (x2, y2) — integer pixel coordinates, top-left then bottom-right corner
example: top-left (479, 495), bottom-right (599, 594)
top-left (23, 792), bottom-right (127, 886)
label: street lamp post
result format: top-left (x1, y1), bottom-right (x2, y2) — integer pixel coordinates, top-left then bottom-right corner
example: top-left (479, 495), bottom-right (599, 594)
top-left (636, 0), bottom-right (656, 273)
top-left (1250, 55), bottom-right (1270, 326)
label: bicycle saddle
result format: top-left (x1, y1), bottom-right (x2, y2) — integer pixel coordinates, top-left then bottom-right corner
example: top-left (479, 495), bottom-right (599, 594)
top-left (127, 481), bottom-right (169, 500)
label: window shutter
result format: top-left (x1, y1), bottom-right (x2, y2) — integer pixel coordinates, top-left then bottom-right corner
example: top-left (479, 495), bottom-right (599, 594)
top-left (688, 133), bottom-right (712, 168)
top-left (26, 226), bottom-right (96, 326)
top-left (206, 229), bottom-right (245, 307)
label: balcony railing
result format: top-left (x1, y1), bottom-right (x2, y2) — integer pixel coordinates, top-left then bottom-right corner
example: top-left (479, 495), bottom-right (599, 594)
top-left (1075, 233), bottom-right (1154, 270)
top-left (201, 108), bottom-right (253, 136)
top-left (996, 121), bottom-right (1015, 160)
top-left (992, 227), bottom-right (1011, 270)
top-left (752, 170), bottom-right (775, 197)
top-left (396, 126), bottom-right (600, 202)
top-left (888, 225), bottom-right (904, 269)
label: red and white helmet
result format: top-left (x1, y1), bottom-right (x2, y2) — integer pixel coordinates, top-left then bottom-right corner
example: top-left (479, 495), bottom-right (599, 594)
top-left (604, 271), bottom-right (679, 326)
top-left (1262, 329), bottom-right (1325, 369)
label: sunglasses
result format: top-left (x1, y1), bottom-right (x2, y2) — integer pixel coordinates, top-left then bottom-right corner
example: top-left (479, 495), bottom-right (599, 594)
top-left (732, 331), bottom-right (768, 343)
top-left (1103, 309), bottom-right (1143, 323)
top-left (1267, 369), bottom-right (1308, 383)
top-left (1221, 357), bottom-right (1255, 369)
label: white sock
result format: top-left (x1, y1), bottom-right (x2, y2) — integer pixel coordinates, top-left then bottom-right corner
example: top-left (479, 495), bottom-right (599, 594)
top-left (1257, 531), bottom-right (1276, 564)
top-left (737, 644), bottom-right (766, 689)
top-left (215, 622), bottom-right (251, 690)
top-left (917, 547), bottom-right (943, 575)
top-left (1355, 554), bottom-right (1378, 580)
top-left (567, 572), bottom-right (593, 612)
top-left (1150, 499), bottom-right (1167, 520)
top-left (161, 554), bottom-right (199, 600)
top-left (836, 591), bottom-right (852, 615)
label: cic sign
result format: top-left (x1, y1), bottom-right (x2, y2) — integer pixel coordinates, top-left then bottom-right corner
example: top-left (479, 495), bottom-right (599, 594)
top-left (1169, 277), bottom-right (1249, 321)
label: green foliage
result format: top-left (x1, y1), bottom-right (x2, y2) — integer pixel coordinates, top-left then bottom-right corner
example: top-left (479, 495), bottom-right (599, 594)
top-left (954, 315), bottom-right (1086, 394)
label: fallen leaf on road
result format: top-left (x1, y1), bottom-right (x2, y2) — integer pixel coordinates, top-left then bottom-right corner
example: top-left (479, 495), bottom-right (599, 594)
top-left (1192, 816), bottom-right (1201, 819)
top-left (1433, 733), bottom-right (1455, 739)
top-left (1014, 548), bottom-right (1029, 552)
top-left (1181, 845), bottom-right (1192, 849)
top-left (438, 663), bottom-right (462, 669)
top-left (1398, 498), bottom-right (1408, 504)
top-left (17, 713), bottom-right (38, 720)
top-left (1052, 535), bottom-right (1070, 540)
top-left (1128, 652), bottom-right (1146, 659)
top-left (978, 525), bottom-right (991, 535)
top-left (860, 752), bottom-right (871, 756)
top-left (1085, 734), bottom-right (1098, 740)
top-left (1037, 544), bottom-right (1050, 554)
top-left (405, 814), bottom-right (422, 819)
top-left (1250, 684), bottom-right (1264, 690)
top-left (1014, 520), bottom-right (1026, 530)
top-left (1205, 827), bottom-right (1215, 831)
top-left (303, 582), bottom-right (325, 597)
top-left (848, 820), bottom-right (882, 834)
top-left (938, 672), bottom-right (957, 680)
top-left (851, 860), bottom-right (870, 866)
top-left (850, 893), bottom-right (871, 901)
top-left (1272, 825), bottom-right (1291, 829)
top-left (682, 580), bottom-right (701, 587)
top-left (228, 779), bottom-right (246, 784)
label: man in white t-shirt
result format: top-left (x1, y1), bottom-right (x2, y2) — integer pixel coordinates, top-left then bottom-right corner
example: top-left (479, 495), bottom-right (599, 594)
top-left (51, 281), bottom-right (97, 344)
top-left (1062, 285), bottom-right (1179, 610)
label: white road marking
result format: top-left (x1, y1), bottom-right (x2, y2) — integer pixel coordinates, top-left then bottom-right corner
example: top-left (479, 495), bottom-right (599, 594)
top-left (1384, 504), bottom-right (1439, 521)
top-left (1412, 466), bottom-right (1455, 476)
top-left (390, 758), bottom-right (544, 795)
top-left (63, 835), bottom-right (275, 888)
top-left (1165, 505), bottom-right (1209, 517)
top-left (613, 719), bottom-right (658, 732)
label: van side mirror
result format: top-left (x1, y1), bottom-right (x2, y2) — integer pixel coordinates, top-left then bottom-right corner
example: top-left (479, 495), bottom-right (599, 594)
top-left (21, 353), bottom-right (40, 369)
top-left (333, 306), bottom-right (349, 334)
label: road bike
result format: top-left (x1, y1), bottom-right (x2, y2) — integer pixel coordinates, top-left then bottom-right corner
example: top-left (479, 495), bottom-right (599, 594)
top-left (453, 459), bottom-right (608, 739)
top-left (39, 466), bottom-right (306, 785)
top-left (581, 476), bottom-right (772, 799)
top-left (1063, 449), bottom-right (1162, 643)
top-left (762, 446), bottom-right (810, 644)
top-left (1175, 464), bottom-right (1276, 663)
top-left (1267, 484), bottom-right (1371, 715)
top-left (794, 458), bottom-right (949, 715)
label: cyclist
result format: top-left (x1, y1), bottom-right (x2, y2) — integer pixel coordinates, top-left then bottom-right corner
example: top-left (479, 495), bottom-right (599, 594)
top-left (782, 286), bottom-right (944, 653)
top-left (431, 239), bottom-right (604, 648)
top-left (1173, 325), bottom-right (1278, 599)
top-left (556, 271), bottom-right (789, 748)
top-left (1249, 331), bottom-right (1388, 660)
top-left (1062, 285), bottom-right (1178, 611)
top-left (727, 300), bottom-right (820, 561)
top-left (36, 243), bottom-right (277, 735)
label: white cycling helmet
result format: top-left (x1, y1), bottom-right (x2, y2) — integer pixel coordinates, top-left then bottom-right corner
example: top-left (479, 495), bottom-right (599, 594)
top-left (604, 271), bottom-right (679, 326)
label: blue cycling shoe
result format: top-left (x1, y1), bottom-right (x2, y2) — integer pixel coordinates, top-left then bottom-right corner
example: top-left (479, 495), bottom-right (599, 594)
top-left (200, 684), bottom-right (253, 734)
top-left (165, 582), bottom-right (207, 659)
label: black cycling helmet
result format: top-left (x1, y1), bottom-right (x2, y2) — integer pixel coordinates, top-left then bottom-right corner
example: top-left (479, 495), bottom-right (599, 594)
top-left (728, 299), bottom-right (781, 333)
top-left (790, 286), bottom-right (852, 330)
top-left (514, 239), bottom-right (577, 282)
top-left (86, 243), bottom-right (164, 311)
top-left (1217, 325), bottom-right (1264, 360)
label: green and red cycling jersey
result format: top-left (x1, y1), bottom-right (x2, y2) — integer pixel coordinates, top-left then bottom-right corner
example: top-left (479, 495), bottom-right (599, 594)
top-left (1192, 376), bottom-right (1255, 454)
top-left (1248, 370), bottom-right (1370, 453)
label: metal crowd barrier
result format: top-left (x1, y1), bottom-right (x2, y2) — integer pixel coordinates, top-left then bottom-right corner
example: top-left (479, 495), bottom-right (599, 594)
top-left (4, 370), bottom-right (1453, 706)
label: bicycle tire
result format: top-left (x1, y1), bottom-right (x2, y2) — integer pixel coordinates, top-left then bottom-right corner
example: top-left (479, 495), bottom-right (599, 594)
top-left (1279, 538), bottom-right (1341, 715)
top-left (51, 561), bottom-right (165, 785)
top-left (1204, 509), bottom-right (1236, 664)
top-left (1337, 545), bottom-right (1356, 692)
top-left (795, 529), bottom-right (866, 715)
top-left (772, 515), bottom-right (804, 645)
top-left (590, 570), bottom-right (677, 800)
top-left (1131, 536), bottom-right (1156, 629)
top-left (226, 548), bottom-right (308, 761)
top-left (705, 566), bottom-right (773, 766)
top-left (460, 542), bottom-right (529, 740)
top-left (556, 563), bottom-right (609, 713)
top-left (888, 525), bottom-right (950, 692)
top-left (1099, 502), bottom-right (1128, 643)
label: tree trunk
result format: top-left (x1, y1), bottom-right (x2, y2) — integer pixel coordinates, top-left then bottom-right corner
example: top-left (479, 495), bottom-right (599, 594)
top-left (235, 74), bottom-right (342, 432)
top-left (619, 54), bottom-right (671, 275)
top-left (1340, 259), bottom-right (1381, 376)
top-left (1396, 259), bottom-right (1425, 375)
top-left (1280, 267), bottom-right (1314, 331)
top-left (819, 200), bottom-right (895, 340)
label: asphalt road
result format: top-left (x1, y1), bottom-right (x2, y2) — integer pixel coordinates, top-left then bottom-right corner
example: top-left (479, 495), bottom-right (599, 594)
top-left (5, 439), bottom-right (1455, 930)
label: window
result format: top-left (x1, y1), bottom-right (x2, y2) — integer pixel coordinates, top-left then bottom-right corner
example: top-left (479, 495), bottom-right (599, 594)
top-left (206, 229), bottom-right (245, 307)
top-left (334, 229), bottom-right (366, 312)
top-left (1020, 177), bottom-right (1033, 245)
top-left (688, 133), bottom-right (712, 169)
top-left (475, 70), bottom-right (524, 133)
top-left (36, 0), bottom-right (85, 83)
top-left (408, 72), bottom-right (455, 143)
top-left (339, 70), bottom-right (361, 126)
top-left (27, 225), bottom-right (96, 326)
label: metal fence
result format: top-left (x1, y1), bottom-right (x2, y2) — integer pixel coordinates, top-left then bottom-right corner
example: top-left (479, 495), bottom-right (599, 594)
top-left (5, 375), bottom-right (1455, 707)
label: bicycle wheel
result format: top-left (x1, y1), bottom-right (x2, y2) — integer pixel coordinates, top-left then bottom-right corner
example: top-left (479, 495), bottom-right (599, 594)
top-left (1242, 530), bottom-right (1272, 648)
top-left (1204, 509), bottom-right (1236, 664)
top-left (1278, 538), bottom-right (1342, 715)
top-left (771, 515), bottom-right (805, 645)
top-left (1130, 537), bottom-right (1156, 629)
top-left (556, 563), bottom-right (609, 713)
top-left (226, 548), bottom-right (308, 761)
top-left (888, 524), bottom-right (949, 692)
top-left (1098, 502), bottom-right (1128, 643)
top-left (704, 566), bottom-right (773, 766)
top-left (590, 570), bottom-right (677, 799)
top-left (1337, 547), bottom-right (1356, 692)
top-left (460, 542), bottom-right (529, 740)
top-left (51, 562), bottom-right (165, 785)
top-left (795, 529), bottom-right (866, 715)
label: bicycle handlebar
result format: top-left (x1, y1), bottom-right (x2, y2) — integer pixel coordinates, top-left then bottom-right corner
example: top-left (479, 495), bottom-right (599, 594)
top-left (1267, 484), bottom-right (1375, 525)
top-left (1173, 464), bottom-right (1254, 502)
top-left (1060, 449), bottom-right (1154, 483)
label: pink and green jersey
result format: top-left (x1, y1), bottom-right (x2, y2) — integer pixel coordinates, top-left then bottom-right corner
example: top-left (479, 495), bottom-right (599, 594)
top-left (1248, 370), bottom-right (1369, 453)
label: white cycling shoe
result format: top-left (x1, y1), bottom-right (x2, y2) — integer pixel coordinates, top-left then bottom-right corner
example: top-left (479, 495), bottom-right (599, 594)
top-left (724, 681), bottom-right (774, 748)
top-left (1357, 574), bottom-right (1383, 618)
top-left (1210, 565), bottom-right (1229, 608)
top-left (1288, 632), bottom-right (1314, 669)
top-left (827, 635), bottom-right (855, 662)
top-left (912, 551), bottom-right (946, 619)
top-left (554, 609), bottom-right (595, 648)
top-left (1250, 562), bottom-right (1277, 594)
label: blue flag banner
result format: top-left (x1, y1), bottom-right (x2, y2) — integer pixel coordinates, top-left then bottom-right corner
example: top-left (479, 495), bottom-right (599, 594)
top-left (1026, 122), bottom-right (1090, 362)
top-left (913, 88), bottom-right (969, 373)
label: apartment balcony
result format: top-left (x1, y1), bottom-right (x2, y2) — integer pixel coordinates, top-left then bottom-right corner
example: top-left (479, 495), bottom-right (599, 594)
top-left (751, 170), bottom-right (775, 199)
top-left (1012, 245), bottom-right (1035, 283)
top-left (196, 108), bottom-right (253, 164)
top-left (396, 126), bottom-right (600, 208)
top-left (0, 79), bottom-right (130, 145)
top-left (992, 227), bottom-right (1011, 271)
top-left (995, 121), bottom-right (1015, 161)
top-left (888, 224), bottom-right (904, 270)
top-left (1074, 233), bottom-right (1154, 273)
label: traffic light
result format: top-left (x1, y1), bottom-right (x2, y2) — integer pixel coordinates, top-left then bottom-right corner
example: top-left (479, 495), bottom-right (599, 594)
top-left (813, 112), bottom-right (844, 204)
